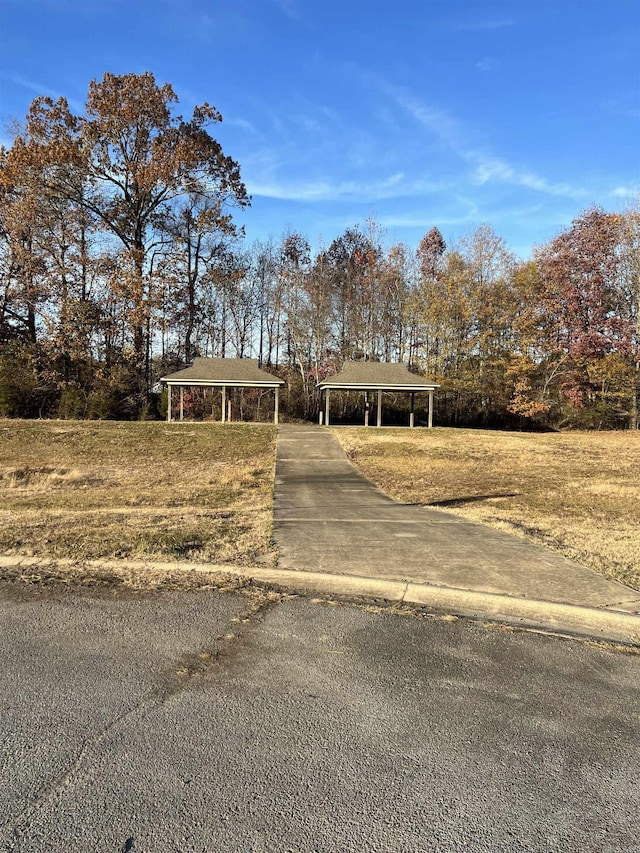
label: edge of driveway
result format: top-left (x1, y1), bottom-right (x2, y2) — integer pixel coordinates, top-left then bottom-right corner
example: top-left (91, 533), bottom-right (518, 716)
top-left (1, 555), bottom-right (638, 647)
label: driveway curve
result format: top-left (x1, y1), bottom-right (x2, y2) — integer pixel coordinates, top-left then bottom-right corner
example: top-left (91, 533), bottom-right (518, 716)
top-left (273, 425), bottom-right (640, 612)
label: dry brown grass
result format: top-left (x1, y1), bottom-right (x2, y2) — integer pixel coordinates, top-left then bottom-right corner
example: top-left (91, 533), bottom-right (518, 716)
top-left (333, 427), bottom-right (640, 591)
top-left (0, 420), bottom-right (277, 566)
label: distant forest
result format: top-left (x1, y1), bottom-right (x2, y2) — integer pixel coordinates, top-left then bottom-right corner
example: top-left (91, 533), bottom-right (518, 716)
top-left (1, 73), bottom-right (639, 428)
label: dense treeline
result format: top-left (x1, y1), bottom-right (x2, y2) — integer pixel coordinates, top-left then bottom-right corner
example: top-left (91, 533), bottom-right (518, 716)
top-left (1, 73), bottom-right (639, 428)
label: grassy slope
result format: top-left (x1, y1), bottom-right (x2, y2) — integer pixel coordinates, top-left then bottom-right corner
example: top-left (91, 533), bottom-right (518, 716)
top-left (333, 427), bottom-right (640, 591)
top-left (0, 420), bottom-right (276, 566)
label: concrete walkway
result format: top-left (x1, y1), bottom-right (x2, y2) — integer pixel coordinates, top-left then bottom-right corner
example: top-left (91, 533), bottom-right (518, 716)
top-left (2, 424), bottom-right (638, 645)
top-left (273, 425), bottom-right (640, 633)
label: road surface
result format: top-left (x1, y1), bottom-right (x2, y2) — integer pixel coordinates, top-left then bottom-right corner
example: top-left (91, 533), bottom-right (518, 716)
top-left (1, 582), bottom-right (638, 852)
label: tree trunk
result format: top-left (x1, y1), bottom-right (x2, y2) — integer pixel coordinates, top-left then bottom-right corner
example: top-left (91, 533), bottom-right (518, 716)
top-left (630, 360), bottom-right (639, 430)
top-left (132, 245), bottom-right (148, 403)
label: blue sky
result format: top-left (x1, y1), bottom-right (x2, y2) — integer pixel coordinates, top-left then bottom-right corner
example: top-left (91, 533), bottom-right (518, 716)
top-left (1, 0), bottom-right (638, 258)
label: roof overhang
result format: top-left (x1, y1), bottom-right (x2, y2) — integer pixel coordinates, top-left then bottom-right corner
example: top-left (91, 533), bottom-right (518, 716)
top-left (318, 382), bottom-right (440, 392)
top-left (161, 377), bottom-right (283, 388)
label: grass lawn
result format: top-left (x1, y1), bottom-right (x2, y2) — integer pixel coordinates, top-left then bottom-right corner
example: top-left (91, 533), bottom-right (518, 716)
top-left (333, 427), bottom-right (640, 592)
top-left (0, 420), bottom-right (276, 566)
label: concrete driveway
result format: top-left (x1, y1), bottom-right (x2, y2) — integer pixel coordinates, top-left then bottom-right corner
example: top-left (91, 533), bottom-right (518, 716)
top-left (273, 425), bottom-right (640, 613)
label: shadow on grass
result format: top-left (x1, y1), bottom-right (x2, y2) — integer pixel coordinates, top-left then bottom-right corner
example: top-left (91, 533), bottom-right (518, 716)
top-left (425, 493), bottom-right (520, 508)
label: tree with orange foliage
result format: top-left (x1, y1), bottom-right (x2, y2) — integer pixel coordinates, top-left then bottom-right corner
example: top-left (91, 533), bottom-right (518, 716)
top-left (535, 206), bottom-right (638, 427)
top-left (3, 72), bottom-right (248, 410)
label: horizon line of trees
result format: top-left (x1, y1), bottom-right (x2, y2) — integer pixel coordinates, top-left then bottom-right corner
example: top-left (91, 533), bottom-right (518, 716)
top-left (1, 72), bottom-right (638, 429)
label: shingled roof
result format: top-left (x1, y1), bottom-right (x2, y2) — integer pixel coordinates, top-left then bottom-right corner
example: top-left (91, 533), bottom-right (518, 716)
top-left (161, 358), bottom-right (284, 387)
top-left (318, 362), bottom-right (439, 391)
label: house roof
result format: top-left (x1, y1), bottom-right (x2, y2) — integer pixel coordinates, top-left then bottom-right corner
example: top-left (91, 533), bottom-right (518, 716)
top-left (318, 361), bottom-right (439, 391)
top-left (161, 358), bottom-right (284, 387)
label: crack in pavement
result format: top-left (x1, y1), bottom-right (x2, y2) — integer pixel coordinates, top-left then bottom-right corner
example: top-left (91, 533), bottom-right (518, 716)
top-left (603, 597), bottom-right (640, 610)
top-left (1, 591), bottom-right (284, 852)
top-left (4, 691), bottom-right (168, 852)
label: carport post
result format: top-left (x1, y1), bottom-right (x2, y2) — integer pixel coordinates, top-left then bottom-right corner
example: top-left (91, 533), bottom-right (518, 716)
top-left (364, 391), bottom-right (369, 427)
top-left (376, 389), bottom-right (382, 427)
top-left (167, 385), bottom-right (172, 422)
top-left (274, 387), bottom-right (279, 425)
top-left (428, 390), bottom-right (434, 428)
top-left (221, 386), bottom-right (226, 423)
top-left (410, 392), bottom-right (415, 428)
top-left (179, 386), bottom-right (184, 421)
top-left (325, 389), bottom-right (331, 426)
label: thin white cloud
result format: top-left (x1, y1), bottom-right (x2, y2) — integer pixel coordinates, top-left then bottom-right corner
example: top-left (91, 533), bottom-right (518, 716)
top-left (225, 116), bottom-right (259, 135)
top-left (610, 185), bottom-right (638, 198)
top-left (378, 210), bottom-right (478, 229)
top-left (318, 104), bottom-right (340, 123)
top-left (267, 97), bottom-right (340, 138)
top-left (476, 57), bottom-right (498, 72)
top-left (291, 112), bottom-right (325, 135)
top-left (272, 0), bottom-right (301, 20)
top-left (247, 178), bottom-right (333, 201)
top-left (605, 94), bottom-right (640, 120)
top-left (382, 172), bottom-right (406, 188)
top-left (469, 153), bottom-right (587, 198)
top-left (381, 84), bottom-right (461, 148)
top-left (379, 195), bottom-right (545, 232)
top-left (246, 173), bottom-right (447, 203)
top-left (382, 83), bottom-right (587, 200)
top-left (6, 73), bottom-right (84, 113)
top-left (266, 75), bottom-right (587, 207)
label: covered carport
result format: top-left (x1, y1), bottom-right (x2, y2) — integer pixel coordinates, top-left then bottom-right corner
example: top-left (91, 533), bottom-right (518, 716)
top-left (161, 358), bottom-right (284, 424)
top-left (318, 362), bottom-right (439, 428)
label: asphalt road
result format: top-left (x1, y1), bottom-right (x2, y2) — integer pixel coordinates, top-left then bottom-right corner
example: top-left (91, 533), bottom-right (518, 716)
top-left (1, 583), bottom-right (639, 853)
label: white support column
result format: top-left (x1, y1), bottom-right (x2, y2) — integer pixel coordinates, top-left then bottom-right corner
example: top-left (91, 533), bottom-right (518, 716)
top-left (410, 392), bottom-right (415, 428)
top-left (221, 386), bottom-right (226, 423)
top-left (325, 389), bottom-right (331, 426)
top-left (227, 398), bottom-right (232, 422)
top-left (179, 386), bottom-right (184, 422)
top-left (376, 389), bottom-right (382, 427)
top-left (428, 390), bottom-right (434, 428)
top-left (167, 385), bottom-right (172, 422)
top-left (364, 391), bottom-right (369, 427)
top-left (274, 387), bottom-right (279, 425)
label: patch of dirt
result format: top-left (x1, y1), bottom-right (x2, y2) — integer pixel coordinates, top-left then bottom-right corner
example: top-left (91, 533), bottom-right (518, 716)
top-left (0, 560), bottom-right (266, 601)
